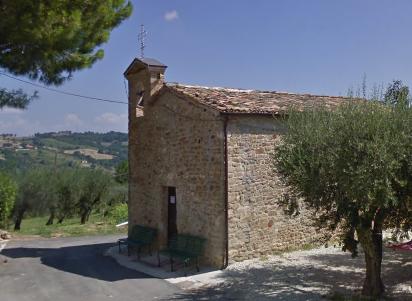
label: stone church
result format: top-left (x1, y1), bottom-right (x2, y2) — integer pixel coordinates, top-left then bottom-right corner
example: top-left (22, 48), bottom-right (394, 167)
top-left (125, 57), bottom-right (347, 268)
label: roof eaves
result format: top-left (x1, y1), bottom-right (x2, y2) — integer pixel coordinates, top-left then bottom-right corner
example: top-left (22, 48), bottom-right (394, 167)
top-left (124, 58), bottom-right (167, 76)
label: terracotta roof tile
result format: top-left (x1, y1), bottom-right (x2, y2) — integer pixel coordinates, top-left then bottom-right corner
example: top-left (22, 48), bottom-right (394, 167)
top-left (166, 83), bottom-right (350, 115)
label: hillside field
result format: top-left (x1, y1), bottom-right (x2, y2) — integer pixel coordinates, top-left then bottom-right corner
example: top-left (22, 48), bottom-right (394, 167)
top-left (0, 131), bottom-right (128, 173)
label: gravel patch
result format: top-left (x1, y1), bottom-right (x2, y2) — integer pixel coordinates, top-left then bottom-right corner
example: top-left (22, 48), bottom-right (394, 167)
top-left (167, 246), bottom-right (412, 301)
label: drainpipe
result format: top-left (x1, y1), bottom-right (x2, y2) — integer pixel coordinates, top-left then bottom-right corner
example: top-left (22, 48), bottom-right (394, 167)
top-left (222, 114), bottom-right (229, 269)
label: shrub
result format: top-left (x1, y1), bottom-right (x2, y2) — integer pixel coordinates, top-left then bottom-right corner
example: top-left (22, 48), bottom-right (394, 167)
top-left (0, 172), bottom-right (17, 229)
top-left (108, 203), bottom-right (128, 225)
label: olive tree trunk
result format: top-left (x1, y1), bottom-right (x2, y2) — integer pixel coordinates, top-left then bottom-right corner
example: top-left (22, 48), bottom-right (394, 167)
top-left (46, 208), bottom-right (55, 225)
top-left (357, 225), bottom-right (385, 298)
top-left (14, 207), bottom-right (27, 231)
top-left (57, 215), bottom-right (66, 224)
top-left (80, 208), bottom-right (92, 224)
top-left (80, 213), bottom-right (87, 224)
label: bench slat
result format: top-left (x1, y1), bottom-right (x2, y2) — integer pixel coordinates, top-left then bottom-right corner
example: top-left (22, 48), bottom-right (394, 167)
top-left (118, 225), bottom-right (157, 259)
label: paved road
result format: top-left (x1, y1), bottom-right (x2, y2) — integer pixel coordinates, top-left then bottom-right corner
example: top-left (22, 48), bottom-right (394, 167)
top-left (0, 235), bottom-right (180, 301)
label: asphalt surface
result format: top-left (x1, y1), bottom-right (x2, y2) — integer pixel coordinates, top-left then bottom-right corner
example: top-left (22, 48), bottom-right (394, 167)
top-left (0, 235), bottom-right (180, 301)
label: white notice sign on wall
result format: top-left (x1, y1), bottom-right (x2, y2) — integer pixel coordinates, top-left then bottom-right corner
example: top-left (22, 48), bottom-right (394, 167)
top-left (170, 196), bottom-right (176, 204)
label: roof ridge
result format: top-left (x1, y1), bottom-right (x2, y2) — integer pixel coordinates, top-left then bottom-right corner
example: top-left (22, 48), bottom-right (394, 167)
top-left (166, 82), bottom-right (254, 93)
top-left (165, 82), bottom-right (350, 99)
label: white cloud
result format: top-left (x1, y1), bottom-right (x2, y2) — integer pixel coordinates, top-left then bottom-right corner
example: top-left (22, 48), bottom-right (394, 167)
top-left (95, 112), bottom-right (127, 125)
top-left (0, 108), bottom-right (25, 114)
top-left (164, 10), bottom-right (179, 22)
top-left (0, 112), bottom-right (127, 136)
top-left (0, 116), bottom-right (27, 129)
top-left (64, 113), bottom-right (83, 127)
top-left (93, 112), bottom-right (127, 133)
top-left (0, 115), bottom-right (42, 136)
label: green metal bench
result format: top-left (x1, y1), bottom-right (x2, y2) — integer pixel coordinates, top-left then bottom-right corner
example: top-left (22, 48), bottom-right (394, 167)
top-left (157, 234), bottom-right (206, 274)
top-left (118, 225), bottom-right (157, 259)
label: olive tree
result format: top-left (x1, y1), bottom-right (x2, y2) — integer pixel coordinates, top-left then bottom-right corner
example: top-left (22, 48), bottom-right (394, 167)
top-left (77, 169), bottom-right (111, 224)
top-left (55, 169), bottom-right (80, 224)
top-left (384, 80), bottom-right (410, 107)
top-left (274, 101), bottom-right (412, 298)
top-left (114, 160), bottom-right (128, 184)
top-left (13, 169), bottom-right (46, 230)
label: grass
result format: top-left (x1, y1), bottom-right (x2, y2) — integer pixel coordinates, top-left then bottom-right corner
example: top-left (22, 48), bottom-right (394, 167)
top-left (11, 214), bottom-right (127, 238)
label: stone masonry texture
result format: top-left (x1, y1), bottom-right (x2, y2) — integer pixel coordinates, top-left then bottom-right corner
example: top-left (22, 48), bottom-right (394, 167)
top-left (226, 115), bottom-right (329, 263)
top-left (129, 89), bottom-right (227, 267)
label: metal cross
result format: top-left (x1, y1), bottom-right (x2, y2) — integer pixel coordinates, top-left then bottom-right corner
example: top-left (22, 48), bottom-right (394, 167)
top-left (138, 24), bottom-right (147, 58)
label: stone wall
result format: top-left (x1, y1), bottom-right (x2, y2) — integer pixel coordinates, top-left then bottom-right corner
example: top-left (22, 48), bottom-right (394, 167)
top-left (129, 91), bottom-right (227, 267)
top-left (226, 115), bottom-right (329, 262)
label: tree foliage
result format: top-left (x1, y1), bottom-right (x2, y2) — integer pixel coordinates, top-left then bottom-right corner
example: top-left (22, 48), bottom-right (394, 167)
top-left (0, 172), bottom-right (17, 228)
top-left (275, 100), bottom-right (412, 297)
top-left (0, 0), bottom-right (132, 109)
top-left (384, 80), bottom-right (411, 108)
top-left (0, 88), bottom-right (37, 109)
top-left (55, 169), bottom-right (80, 224)
top-left (13, 169), bottom-right (47, 230)
top-left (0, 0), bottom-right (132, 85)
top-left (115, 160), bottom-right (128, 184)
top-left (12, 167), bottom-right (115, 228)
top-left (107, 203), bottom-right (128, 225)
top-left (76, 169), bottom-right (112, 224)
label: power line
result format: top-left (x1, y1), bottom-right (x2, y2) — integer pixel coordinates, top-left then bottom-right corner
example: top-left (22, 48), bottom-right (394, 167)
top-left (0, 72), bottom-right (128, 105)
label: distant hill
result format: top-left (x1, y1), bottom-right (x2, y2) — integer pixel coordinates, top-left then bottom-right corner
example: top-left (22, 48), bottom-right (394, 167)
top-left (0, 131), bottom-right (128, 174)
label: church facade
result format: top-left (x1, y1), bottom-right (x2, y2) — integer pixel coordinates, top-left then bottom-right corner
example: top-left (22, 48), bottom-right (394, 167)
top-left (125, 57), bottom-right (347, 268)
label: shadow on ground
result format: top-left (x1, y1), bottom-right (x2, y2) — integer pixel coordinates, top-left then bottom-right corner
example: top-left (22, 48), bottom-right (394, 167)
top-left (167, 248), bottom-right (412, 301)
top-left (1, 242), bottom-right (151, 282)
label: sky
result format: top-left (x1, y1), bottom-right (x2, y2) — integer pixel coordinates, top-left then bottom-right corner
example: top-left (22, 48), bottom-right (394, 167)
top-left (2, 0), bottom-right (412, 136)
